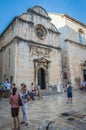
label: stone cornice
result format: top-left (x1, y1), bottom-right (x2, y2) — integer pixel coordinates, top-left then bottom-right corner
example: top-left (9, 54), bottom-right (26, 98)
top-left (0, 38), bottom-right (15, 51)
top-left (65, 39), bottom-right (86, 47)
top-left (62, 14), bottom-right (86, 28)
top-left (17, 18), bottom-right (60, 34)
top-left (49, 12), bottom-right (86, 28)
top-left (48, 29), bottom-right (60, 35)
top-left (0, 36), bottom-right (61, 51)
top-left (0, 16), bottom-right (59, 41)
top-left (15, 36), bottom-right (61, 50)
top-left (17, 17), bottom-right (34, 25)
top-left (0, 17), bottom-right (17, 38)
top-left (0, 17), bottom-right (34, 39)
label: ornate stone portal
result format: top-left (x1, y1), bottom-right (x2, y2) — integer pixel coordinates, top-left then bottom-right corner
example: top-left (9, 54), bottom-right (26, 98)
top-left (34, 57), bottom-right (50, 89)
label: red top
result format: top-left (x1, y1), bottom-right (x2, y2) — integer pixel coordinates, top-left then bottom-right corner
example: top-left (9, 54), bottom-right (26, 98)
top-left (10, 93), bottom-right (19, 108)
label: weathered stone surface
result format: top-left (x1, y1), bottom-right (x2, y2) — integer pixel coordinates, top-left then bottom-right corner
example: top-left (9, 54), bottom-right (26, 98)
top-left (0, 90), bottom-right (86, 130)
top-left (49, 13), bottom-right (86, 87)
top-left (0, 6), bottom-right (61, 88)
top-left (0, 5), bottom-right (86, 89)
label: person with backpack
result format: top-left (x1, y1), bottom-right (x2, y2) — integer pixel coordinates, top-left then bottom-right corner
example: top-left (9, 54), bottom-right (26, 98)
top-left (66, 82), bottom-right (73, 104)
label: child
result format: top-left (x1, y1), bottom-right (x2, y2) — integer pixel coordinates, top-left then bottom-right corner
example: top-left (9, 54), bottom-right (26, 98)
top-left (20, 86), bottom-right (30, 126)
top-left (67, 82), bottom-right (73, 104)
top-left (9, 87), bottom-right (20, 130)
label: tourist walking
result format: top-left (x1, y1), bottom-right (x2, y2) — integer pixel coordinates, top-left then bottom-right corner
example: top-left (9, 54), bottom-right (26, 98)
top-left (3, 80), bottom-right (7, 98)
top-left (29, 83), bottom-right (36, 100)
top-left (9, 87), bottom-right (20, 130)
top-left (6, 80), bottom-right (11, 97)
top-left (66, 82), bottom-right (73, 104)
top-left (20, 85), bottom-right (30, 126)
top-left (35, 83), bottom-right (42, 100)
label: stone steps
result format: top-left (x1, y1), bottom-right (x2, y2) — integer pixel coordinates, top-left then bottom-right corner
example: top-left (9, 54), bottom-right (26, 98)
top-left (40, 90), bottom-right (57, 96)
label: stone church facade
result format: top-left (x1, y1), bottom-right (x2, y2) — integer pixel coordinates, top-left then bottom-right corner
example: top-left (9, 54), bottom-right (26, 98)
top-left (0, 6), bottom-right (62, 89)
top-left (0, 6), bottom-right (86, 89)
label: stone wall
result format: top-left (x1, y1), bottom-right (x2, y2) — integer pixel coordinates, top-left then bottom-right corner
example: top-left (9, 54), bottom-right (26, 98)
top-left (0, 40), bottom-right (16, 82)
top-left (14, 39), bottom-right (61, 88)
top-left (49, 13), bottom-right (86, 87)
top-left (0, 20), bottom-right (17, 49)
top-left (67, 41), bottom-right (86, 88)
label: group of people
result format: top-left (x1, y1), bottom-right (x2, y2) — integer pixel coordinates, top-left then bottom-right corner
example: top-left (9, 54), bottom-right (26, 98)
top-left (0, 79), bottom-right (11, 99)
top-left (9, 82), bottom-right (42, 130)
top-left (0, 79), bottom-right (73, 130)
top-left (26, 82), bottom-right (42, 100)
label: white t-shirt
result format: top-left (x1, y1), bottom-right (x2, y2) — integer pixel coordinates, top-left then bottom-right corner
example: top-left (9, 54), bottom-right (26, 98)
top-left (21, 92), bottom-right (29, 108)
top-left (7, 82), bottom-right (11, 90)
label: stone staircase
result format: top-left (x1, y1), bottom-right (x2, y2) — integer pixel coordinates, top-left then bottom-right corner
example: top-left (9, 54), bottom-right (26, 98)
top-left (40, 89), bottom-right (57, 96)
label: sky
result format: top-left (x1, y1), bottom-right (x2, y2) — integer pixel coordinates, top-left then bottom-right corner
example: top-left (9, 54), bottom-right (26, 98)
top-left (0, 0), bottom-right (86, 34)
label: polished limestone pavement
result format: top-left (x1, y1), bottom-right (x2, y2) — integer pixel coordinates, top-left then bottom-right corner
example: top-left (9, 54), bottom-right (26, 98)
top-left (0, 90), bottom-right (86, 130)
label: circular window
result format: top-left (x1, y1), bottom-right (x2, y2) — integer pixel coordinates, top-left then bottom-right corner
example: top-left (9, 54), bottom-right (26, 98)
top-left (35, 24), bottom-right (47, 39)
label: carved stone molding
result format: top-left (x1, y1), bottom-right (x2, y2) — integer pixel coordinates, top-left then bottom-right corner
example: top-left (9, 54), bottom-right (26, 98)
top-left (33, 57), bottom-right (50, 88)
top-left (29, 44), bottom-right (52, 57)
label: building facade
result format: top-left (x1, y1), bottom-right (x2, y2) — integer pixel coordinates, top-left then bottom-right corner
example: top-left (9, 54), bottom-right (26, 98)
top-left (49, 13), bottom-right (86, 88)
top-left (0, 6), bottom-right (86, 89)
top-left (0, 6), bottom-right (62, 89)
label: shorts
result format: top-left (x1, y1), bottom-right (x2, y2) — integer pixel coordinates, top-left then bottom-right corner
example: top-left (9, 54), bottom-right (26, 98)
top-left (11, 107), bottom-right (19, 117)
top-left (0, 90), bottom-right (2, 94)
top-left (0, 90), bottom-right (3, 95)
top-left (67, 92), bottom-right (72, 98)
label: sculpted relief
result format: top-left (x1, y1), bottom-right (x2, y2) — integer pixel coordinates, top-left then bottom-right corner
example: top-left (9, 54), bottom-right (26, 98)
top-left (29, 44), bottom-right (51, 57)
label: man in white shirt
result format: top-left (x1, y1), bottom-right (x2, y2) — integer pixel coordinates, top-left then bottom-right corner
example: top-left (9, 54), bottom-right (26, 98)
top-left (6, 81), bottom-right (11, 97)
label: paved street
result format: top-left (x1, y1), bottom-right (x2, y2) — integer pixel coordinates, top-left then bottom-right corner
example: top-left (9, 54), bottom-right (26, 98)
top-left (0, 90), bottom-right (86, 130)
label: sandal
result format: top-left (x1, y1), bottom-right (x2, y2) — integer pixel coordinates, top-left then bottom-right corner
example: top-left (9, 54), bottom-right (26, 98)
top-left (12, 128), bottom-right (17, 130)
top-left (17, 127), bottom-right (21, 130)
top-left (20, 121), bottom-right (25, 124)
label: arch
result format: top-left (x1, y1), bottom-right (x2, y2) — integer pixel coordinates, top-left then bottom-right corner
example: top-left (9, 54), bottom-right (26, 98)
top-left (38, 67), bottom-right (46, 89)
top-left (28, 6), bottom-right (51, 19)
top-left (51, 23), bottom-right (58, 32)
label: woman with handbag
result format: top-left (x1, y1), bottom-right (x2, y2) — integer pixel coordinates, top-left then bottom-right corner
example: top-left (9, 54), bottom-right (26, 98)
top-left (9, 87), bottom-right (20, 130)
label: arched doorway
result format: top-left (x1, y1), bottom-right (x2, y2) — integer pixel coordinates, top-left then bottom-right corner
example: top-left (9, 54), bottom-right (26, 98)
top-left (38, 68), bottom-right (46, 89)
